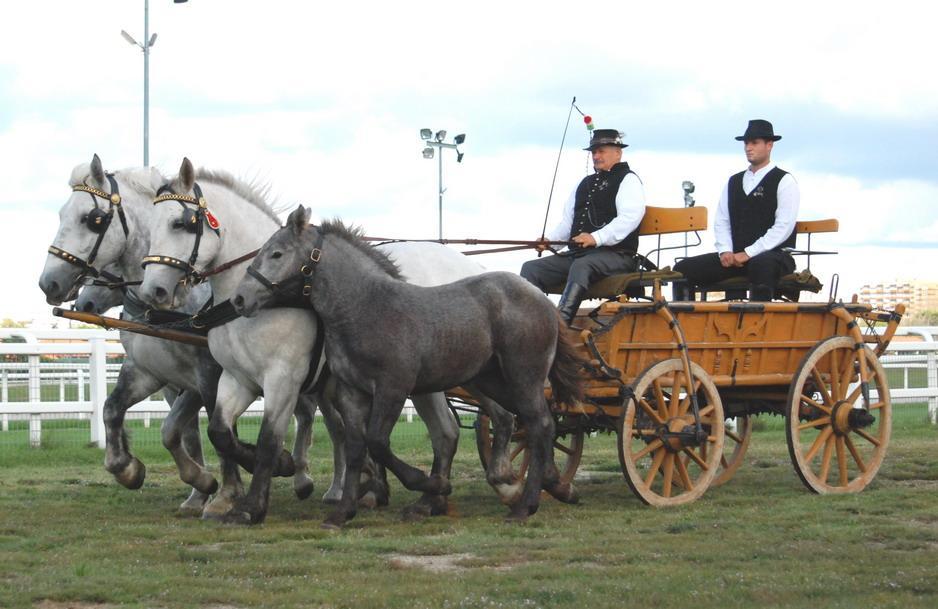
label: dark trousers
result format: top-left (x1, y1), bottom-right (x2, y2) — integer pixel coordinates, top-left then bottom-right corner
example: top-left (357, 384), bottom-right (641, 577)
top-left (520, 247), bottom-right (637, 293)
top-left (673, 250), bottom-right (795, 301)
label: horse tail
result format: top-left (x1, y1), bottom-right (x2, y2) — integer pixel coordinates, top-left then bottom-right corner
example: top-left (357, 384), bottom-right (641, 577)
top-left (548, 317), bottom-right (585, 407)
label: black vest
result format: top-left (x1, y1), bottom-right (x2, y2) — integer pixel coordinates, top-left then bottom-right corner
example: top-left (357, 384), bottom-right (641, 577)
top-left (728, 166), bottom-right (796, 252)
top-left (571, 162), bottom-right (639, 253)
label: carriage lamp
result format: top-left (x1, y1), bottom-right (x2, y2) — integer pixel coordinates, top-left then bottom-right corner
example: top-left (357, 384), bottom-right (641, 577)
top-left (419, 128), bottom-right (467, 239)
top-left (682, 181), bottom-right (696, 208)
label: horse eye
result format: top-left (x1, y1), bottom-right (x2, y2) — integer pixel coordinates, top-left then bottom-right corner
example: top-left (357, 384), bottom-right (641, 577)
top-left (271, 251), bottom-right (282, 259)
top-left (80, 214), bottom-right (88, 224)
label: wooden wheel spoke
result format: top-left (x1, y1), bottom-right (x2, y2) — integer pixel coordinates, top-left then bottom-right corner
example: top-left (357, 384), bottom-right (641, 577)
top-left (829, 349), bottom-right (842, 399)
top-left (554, 440), bottom-right (575, 456)
top-left (509, 442), bottom-right (527, 461)
top-left (518, 459), bottom-right (529, 479)
top-left (818, 435), bottom-right (835, 481)
top-left (726, 429), bottom-right (743, 444)
top-left (836, 436), bottom-right (849, 486)
top-left (638, 398), bottom-right (666, 425)
top-left (801, 394), bottom-right (832, 415)
top-left (643, 449), bottom-right (666, 488)
top-left (697, 404), bottom-right (715, 418)
top-left (632, 439), bottom-right (664, 461)
top-left (662, 454), bottom-right (675, 498)
top-left (854, 428), bottom-right (881, 447)
top-left (720, 455), bottom-right (729, 469)
top-left (670, 372), bottom-right (684, 417)
top-left (840, 349), bottom-right (859, 395)
top-left (804, 426), bottom-right (833, 462)
top-left (682, 447), bottom-right (709, 470)
top-left (674, 454), bottom-right (694, 491)
top-left (810, 367), bottom-right (833, 406)
top-left (845, 384), bottom-right (862, 407)
top-left (798, 416), bottom-right (831, 431)
top-left (868, 402), bottom-right (885, 411)
top-left (844, 436), bottom-right (867, 473)
top-left (652, 379), bottom-right (669, 419)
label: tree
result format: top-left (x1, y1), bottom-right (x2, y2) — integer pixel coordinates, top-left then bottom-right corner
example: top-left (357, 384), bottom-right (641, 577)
top-left (906, 309), bottom-right (938, 326)
top-left (1, 318), bottom-right (30, 328)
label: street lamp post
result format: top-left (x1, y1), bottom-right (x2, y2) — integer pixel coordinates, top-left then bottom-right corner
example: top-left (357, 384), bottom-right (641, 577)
top-left (122, 0), bottom-right (188, 167)
top-left (420, 130), bottom-right (465, 240)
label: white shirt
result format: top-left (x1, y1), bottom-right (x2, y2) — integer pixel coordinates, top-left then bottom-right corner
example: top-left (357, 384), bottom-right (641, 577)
top-left (713, 163), bottom-right (800, 258)
top-left (545, 172), bottom-right (646, 248)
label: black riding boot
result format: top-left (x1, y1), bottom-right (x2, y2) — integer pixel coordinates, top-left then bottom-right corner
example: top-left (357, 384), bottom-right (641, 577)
top-left (557, 283), bottom-right (587, 326)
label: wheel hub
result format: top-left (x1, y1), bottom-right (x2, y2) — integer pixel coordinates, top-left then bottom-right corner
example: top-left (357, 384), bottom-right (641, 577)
top-left (831, 401), bottom-right (875, 436)
top-left (658, 416), bottom-right (704, 452)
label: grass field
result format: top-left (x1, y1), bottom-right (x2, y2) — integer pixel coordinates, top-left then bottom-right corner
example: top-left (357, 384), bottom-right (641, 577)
top-left (1, 418), bottom-right (936, 609)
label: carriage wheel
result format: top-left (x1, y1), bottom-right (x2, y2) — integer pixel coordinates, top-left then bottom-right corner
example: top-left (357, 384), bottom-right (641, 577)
top-left (475, 414), bottom-right (584, 486)
top-left (618, 359), bottom-right (725, 506)
top-left (786, 336), bottom-right (891, 494)
top-left (709, 415), bottom-right (752, 487)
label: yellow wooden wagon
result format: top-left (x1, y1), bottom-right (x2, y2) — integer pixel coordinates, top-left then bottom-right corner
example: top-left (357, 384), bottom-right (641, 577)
top-left (461, 207), bottom-right (905, 507)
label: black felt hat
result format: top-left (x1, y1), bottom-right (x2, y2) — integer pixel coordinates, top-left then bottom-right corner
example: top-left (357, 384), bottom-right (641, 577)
top-left (735, 119), bottom-right (781, 142)
top-left (584, 129), bottom-right (628, 151)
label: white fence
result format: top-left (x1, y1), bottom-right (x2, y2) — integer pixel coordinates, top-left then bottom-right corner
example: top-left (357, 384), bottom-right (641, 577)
top-left (1, 327), bottom-right (936, 449)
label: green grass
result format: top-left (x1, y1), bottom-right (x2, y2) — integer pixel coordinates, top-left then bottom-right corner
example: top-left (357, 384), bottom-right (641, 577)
top-left (0, 422), bottom-right (937, 609)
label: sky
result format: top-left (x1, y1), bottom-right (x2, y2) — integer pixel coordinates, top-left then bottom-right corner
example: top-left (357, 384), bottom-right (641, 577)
top-left (2, 0), bottom-right (936, 326)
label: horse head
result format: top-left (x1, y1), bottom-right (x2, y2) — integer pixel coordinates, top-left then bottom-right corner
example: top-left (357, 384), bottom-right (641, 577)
top-left (73, 262), bottom-right (126, 314)
top-left (139, 157), bottom-right (224, 310)
top-left (38, 154), bottom-right (162, 305)
top-left (232, 204), bottom-right (313, 317)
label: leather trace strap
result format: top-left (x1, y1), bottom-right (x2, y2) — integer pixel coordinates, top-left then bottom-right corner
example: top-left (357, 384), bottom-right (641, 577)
top-left (143, 182), bottom-right (221, 284)
top-left (47, 173), bottom-right (131, 285)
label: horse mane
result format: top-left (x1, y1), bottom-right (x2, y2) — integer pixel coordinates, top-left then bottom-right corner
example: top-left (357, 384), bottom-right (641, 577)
top-left (162, 167), bottom-right (283, 223)
top-left (319, 218), bottom-right (402, 279)
top-left (68, 163), bottom-right (162, 197)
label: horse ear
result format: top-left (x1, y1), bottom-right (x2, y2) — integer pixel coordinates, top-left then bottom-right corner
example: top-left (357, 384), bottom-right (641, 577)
top-left (287, 204), bottom-right (310, 232)
top-left (179, 157), bottom-right (196, 191)
top-left (90, 154), bottom-right (105, 184)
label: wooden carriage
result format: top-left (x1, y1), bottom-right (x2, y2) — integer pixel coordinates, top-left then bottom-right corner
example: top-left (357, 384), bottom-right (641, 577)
top-left (461, 206), bottom-right (905, 507)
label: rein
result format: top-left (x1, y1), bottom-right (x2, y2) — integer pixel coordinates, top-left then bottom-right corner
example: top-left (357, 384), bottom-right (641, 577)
top-left (47, 173), bottom-right (131, 284)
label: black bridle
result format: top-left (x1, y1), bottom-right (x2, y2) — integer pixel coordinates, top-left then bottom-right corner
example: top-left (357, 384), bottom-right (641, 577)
top-left (47, 173), bottom-right (130, 286)
top-left (141, 182), bottom-right (220, 285)
top-left (245, 228), bottom-right (324, 304)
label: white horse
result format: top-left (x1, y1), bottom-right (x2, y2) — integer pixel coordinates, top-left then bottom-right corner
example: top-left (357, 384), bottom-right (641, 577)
top-left (37, 155), bottom-right (318, 513)
top-left (138, 158), bottom-right (518, 524)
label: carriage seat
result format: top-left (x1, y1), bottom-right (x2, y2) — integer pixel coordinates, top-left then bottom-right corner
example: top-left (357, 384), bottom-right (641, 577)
top-left (694, 219), bottom-right (838, 302)
top-left (545, 205), bottom-right (708, 299)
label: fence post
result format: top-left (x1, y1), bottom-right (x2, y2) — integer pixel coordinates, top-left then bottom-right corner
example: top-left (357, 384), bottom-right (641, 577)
top-left (2, 368), bottom-right (8, 432)
top-left (28, 354), bottom-right (41, 447)
top-left (89, 338), bottom-right (107, 448)
top-left (77, 367), bottom-right (85, 404)
top-left (928, 350), bottom-right (938, 425)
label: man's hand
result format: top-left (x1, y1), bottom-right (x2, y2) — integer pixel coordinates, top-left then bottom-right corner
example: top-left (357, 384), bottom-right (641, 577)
top-left (572, 232), bottom-right (597, 248)
top-left (733, 252), bottom-right (750, 266)
top-left (533, 237), bottom-right (549, 253)
top-left (719, 252), bottom-right (735, 268)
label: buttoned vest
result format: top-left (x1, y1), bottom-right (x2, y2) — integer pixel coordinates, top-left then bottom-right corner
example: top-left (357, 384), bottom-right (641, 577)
top-left (571, 162), bottom-right (639, 253)
top-left (728, 166), bottom-right (796, 252)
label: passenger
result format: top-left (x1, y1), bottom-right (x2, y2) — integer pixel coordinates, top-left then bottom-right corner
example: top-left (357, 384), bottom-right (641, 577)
top-left (674, 119), bottom-right (800, 302)
top-left (520, 128), bottom-right (646, 325)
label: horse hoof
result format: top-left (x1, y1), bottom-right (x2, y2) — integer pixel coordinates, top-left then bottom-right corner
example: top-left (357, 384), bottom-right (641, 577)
top-left (115, 458), bottom-right (146, 490)
top-left (430, 475), bottom-right (452, 496)
top-left (320, 521), bottom-right (342, 531)
top-left (274, 451), bottom-right (296, 477)
top-left (321, 491), bottom-right (342, 505)
top-left (494, 481), bottom-right (524, 506)
top-left (190, 472), bottom-right (219, 496)
top-left (322, 510), bottom-right (349, 529)
top-left (222, 510), bottom-right (254, 525)
top-left (294, 477), bottom-right (315, 501)
top-left (358, 491), bottom-right (378, 510)
top-left (176, 503), bottom-right (205, 518)
top-left (546, 482), bottom-right (580, 505)
top-left (504, 510), bottom-right (529, 524)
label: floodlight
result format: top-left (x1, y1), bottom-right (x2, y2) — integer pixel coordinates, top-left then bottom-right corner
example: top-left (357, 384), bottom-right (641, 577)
top-left (174, 0), bottom-right (189, 3)
top-left (121, 30), bottom-right (139, 46)
top-left (435, 130), bottom-right (446, 142)
top-left (681, 181), bottom-right (695, 194)
top-left (422, 147), bottom-right (435, 159)
top-left (148, 33), bottom-right (158, 47)
top-left (420, 128), bottom-right (432, 140)
top-left (454, 133), bottom-right (465, 145)
top-left (457, 152), bottom-right (464, 163)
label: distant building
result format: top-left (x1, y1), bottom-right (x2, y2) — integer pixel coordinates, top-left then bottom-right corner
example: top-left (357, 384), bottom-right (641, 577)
top-left (858, 280), bottom-right (938, 314)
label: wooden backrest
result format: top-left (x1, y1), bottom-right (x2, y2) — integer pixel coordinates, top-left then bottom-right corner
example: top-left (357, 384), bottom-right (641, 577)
top-left (638, 206), bottom-right (708, 236)
top-left (795, 219), bottom-right (839, 234)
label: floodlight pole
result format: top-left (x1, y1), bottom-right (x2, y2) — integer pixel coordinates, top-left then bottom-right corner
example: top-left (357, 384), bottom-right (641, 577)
top-left (423, 138), bottom-right (460, 241)
top-left (143, 0), bottom-right (150, 166)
